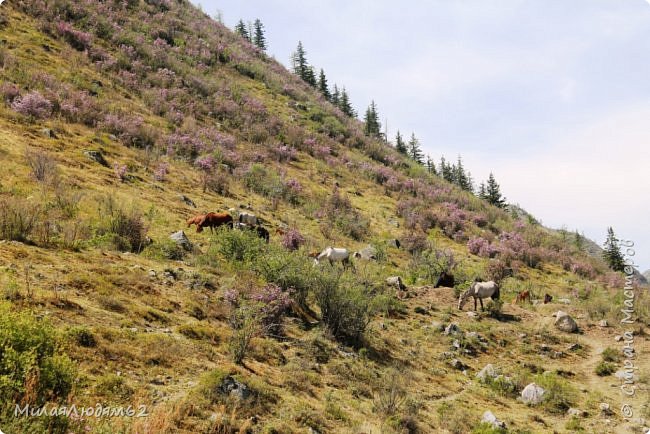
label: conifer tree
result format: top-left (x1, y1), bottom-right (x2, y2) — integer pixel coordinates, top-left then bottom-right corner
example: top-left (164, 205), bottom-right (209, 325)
top-left (331, 84), bottom-right (340, 106)
top-left (485, 172), bottom-right (507, 208)
top-left (318, 69), bottom-right (330, 100)
top-left (477, 182), bottom-right (487, 199)
top-left (603, 227), bottom-right (625, 272)
top-left (395, 131), bottom-right (407, 155)
top-left (292, 41), bottom-right (309, 81)
top-left (426, 155), bottom-right (437, 175)
top-left (304, 66), bottom-right (317, 87)
top-left (440, 156), bottom-right (454, 182)
top-left (339, 87), bottom-right (355, 117)
top-left (234, 19), bottom-right (250, 41)
top-left (574, 230), bottom-right (584, 251)
top-left (454, 156), bottom-right (472, 192)
top-left (408, 133), bottom-right (423, 164)
top-left (364, 101), bottom-right (381, 137)
top-left (253, 19), bottom-right (266, 51)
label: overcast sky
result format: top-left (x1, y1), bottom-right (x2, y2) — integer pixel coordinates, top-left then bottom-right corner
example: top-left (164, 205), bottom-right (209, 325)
top-left (194, 0), bottom-right (650, 271)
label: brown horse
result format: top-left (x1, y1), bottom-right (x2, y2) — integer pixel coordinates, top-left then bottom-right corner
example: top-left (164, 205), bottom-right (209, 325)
top-left (197, 212), bottom-right (233, 233)
top-left (513, 290), bottom-right (531, 305)
top-left (187, 215), bottom-right (205, 231)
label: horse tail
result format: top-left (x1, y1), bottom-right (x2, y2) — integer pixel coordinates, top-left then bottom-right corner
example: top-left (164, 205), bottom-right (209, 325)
top-left (492, 284), bottom-right (500, 300)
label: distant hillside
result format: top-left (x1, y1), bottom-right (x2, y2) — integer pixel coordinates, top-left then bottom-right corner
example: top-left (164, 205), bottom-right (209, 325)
top-left (1, 1), bottom-right (648, 433)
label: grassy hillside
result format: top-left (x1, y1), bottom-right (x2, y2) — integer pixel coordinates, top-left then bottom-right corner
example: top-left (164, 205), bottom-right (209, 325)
top-left (1, 1), bottom-right (649, 433)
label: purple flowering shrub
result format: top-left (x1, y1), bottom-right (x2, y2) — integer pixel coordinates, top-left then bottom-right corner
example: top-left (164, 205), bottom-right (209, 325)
top-left (153, 162), bottom-right (169, 182)
top-left (11, 91), bottom-right (52, 119)
top-left (56, 21), bottom-right (92, 51)
top-left (281, 228), bottom-right (305, 251)
top-left (113, 163), bottom-right (128, 182)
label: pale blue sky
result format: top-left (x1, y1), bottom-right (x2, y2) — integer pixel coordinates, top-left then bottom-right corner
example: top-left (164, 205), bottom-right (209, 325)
top-left (194, 0), bottom-right (650, 271)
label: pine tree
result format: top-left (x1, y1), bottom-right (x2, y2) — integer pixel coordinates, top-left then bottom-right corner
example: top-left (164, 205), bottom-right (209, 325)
top-left (426, 155), bottom-right (437, 175)
top-left (440, 156), bottom-right (454, 182)
top-left (603, 227), bottom-right (625, 272)
top-left (574, 230), bottom-right (584, 251)
top-left (364, 101), bottom-right (381, 137)
top-left (395, 131), bottom-right (407, 154)
top-left (485, 173), bottom-right (506, 208)
top-left (339, 87), bottom-right (355, 117)
top-left (408, 133), bottom-right (423, 164)
top-left (304, 66), bottom-right (317, 87)
top-left (454, 156), bottom-right (472, 192)
top-left (477, 182), bottom-right (487, 199)
top-left (253, 19), bottom-right (266, 51)
top-left (318, 69), bottom-right (330, 100)
top-left (331, 84), bottom-right (340, 106)
top-left (234, 19), bottom-right (250, 41)
top-left (291, 41), bottom-right (309, 81)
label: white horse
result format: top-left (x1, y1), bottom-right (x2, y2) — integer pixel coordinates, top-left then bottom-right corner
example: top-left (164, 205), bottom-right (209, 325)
top-left (458, 280), bottom-right (500, 311)
top-left (313, 247), bottom-right (352, 269)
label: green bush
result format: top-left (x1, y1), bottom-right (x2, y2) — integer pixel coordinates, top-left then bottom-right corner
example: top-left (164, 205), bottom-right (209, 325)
top-left (0, 303), bottom-right (75, 406)
top-left (601, 347), bottom-right (621, 363)
top-left (254, 246), bottom-right (313, 306)
top-left (67, 326), bottom-right (97, 348)
top-left (212, 225), bottom-right (266, 264)
top-left (312, 269), bottom-right (375, 345)
top-left (471, 422), bottom-right (507, 434)
top-left (143, 238), bottom-right (186, 260)
top-left (534, 372), bottom-right (577, 414)
top-left (595, 361), bottom-right (616, 377)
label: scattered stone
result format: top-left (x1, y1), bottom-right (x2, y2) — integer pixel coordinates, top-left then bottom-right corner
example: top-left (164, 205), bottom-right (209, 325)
top-left (554, 311), bottom-right (578, 333)
top-left (41, 128), bottom-right (56, 139)
top-left (481, 410), bottom-right (506, 429)
top-left (430, 321), bottom-right (445, 332)
top-left (220, 376), bottom-right (251, 400)
top-left (519, 333), bottom-right (527, 339)
top-left (566, 343), bottom-right (582, 352)
top-left (466, 311), bottom-right (478, 318)
top-left (83, 150), bottom-right (109, 167)
top-left (551, 351), bottom-right (564, 359)
top-left (476, 364), bottom-right (499, 382)
top-left (600, 402), bottom-right (613, 415)
top-left (355, 245), bottom-right (377, 260)
top-left (614, 335), bottom-right (624, 342)
top-left (449, 359), bottom-right (468, 371)
top-left (387, 239), bottom-right (401, 248)
top-left (108, 134), bottom-right (118, 141)
top-left (148, 270), bottom-right (157, 279)
top-left (387, 218), bottom-right (400, 227)
top-left (179, 195), bottom-right (196, 208)
top-left (443, 323), bottom-right (460, 335)
top-left (557, 298), bottom-right (571, 304)
top-left (599, 319), bottom-right (609, 327)
top-left (521, 383), bottom-right (546, 405)
top-left (567, 408), bottom-right (587, 417)
top-left (170, 230), bottom-right (193, 252)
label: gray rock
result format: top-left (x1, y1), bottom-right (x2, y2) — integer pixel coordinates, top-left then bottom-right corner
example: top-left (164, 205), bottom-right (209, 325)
top-left (599, 319), bottom-right (608, 327)
top-left (481, 410), bottom-right (506, 429)
top-left (449, 358), bottom-right (468, 370)
top-left (387, 239), bottom-right (401, 248)
top-left (566, 343), bottom-right (582, 352)
top-left (567, 408), bottom-right (586, 417)
top-left (220, 376), bottom-right (251, 400)
top-left (83, 150), bottom-right (109, 167)
top-left (386, 276), bottom-right (406, 290)
top-left (354, 245), bottom-right (377, 260)
top-left (170, 230), bottom-right (193, 252)
top-left (41, 128), bottom-right (57, 139)
top-left (179, 195), bottom-right (196, 208)
top-left (554, 311), bottom-right (578, 333)
top-left (476, 364), bottom-right (499, 382)
top-left (558, 298), bottom-right (571, 304)
top-left (521, 383), bottom-right (545, 405)
top-left (444, 323), bottom-right (461, 335)
top-left (615, 335), bottom-right (624, 342)
top-left (600, 402), bottom-right (613, 415)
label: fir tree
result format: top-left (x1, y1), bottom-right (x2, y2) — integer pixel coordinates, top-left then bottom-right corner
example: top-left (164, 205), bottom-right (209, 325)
top-left (253, 19), bottom-right (266, 51)
top-left (395, 131), bottom-right (407, 155)
top-left (408, 133), bottom-right (424, 164)
top-left (440, 156), bottom-right (454, 183)
top-left (364, 100), bottom-right (381, 137)
top-left (603, 227), bottom-right (625, 272)
top-left (291, 41), bottom-right (309, 81)
top-left (574, 230), bottom-right (584, 251)
top-left (426, 155), bottom-right (437, 175)
top-left (477, 182), bottom-right (487, 199)
top-left (304, 66), bottom-right (317, 87)
top-left (234, 19), bottom-right (250, 41)
top-left (454, 156), bottom-right (472, 192)
top-left (331, 84), bottom-right (340, 106)
top-left (339, 87), bottom-right (355, 117)
top-left (318, 69), bottom-right (330, 100)
top-left (485, 173), bottom-right (507, 208)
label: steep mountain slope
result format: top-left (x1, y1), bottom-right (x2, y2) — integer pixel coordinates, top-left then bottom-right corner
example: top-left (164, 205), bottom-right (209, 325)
top-left (1, 1), bottom-right (649, 433)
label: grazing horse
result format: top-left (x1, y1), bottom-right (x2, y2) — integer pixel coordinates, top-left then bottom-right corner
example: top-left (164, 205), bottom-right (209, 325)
top-left (513, 290), bottom-right (531, 304)
top-left (434, 271), bottom-right (455, 288)
top-left (255, 226), bottom-right (270, 243)
top-left (186, 214), bottom-right (205, 230)
top-left (458, 280), bottom-right (500, 311)
top-left (544, 293), bottom-right (553, 304)
top-left (314, 247), bottom-right (352, 269)
top-left (197, 212), bottom-right (233, 233)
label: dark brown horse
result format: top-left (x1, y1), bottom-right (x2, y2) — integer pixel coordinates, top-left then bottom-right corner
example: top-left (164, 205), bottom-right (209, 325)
top-left (186, 214), bottom-right (205, 230)
top-left (196, 212), bottom-right (233, 233)
top-left (513, 290), bottom-right (531, 304)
